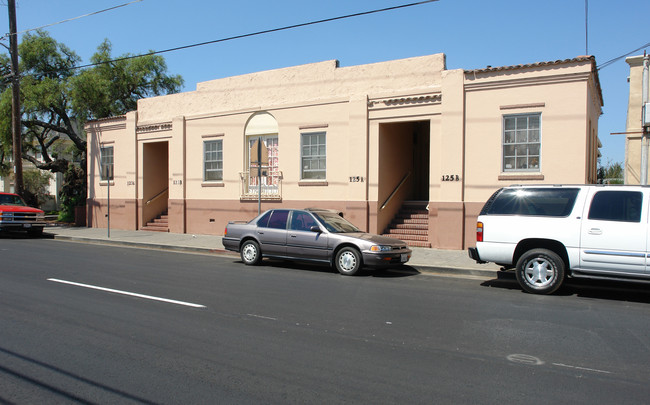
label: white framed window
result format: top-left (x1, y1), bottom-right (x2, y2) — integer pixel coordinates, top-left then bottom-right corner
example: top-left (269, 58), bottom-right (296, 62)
top-left (301, 132), bottom-right (326, 180)
top-left (204, 140), bottom-right (223, 181)
top-left (503, 113), bottom-right (541, 172)
top-left (100, 146), bottom-right (114, 180)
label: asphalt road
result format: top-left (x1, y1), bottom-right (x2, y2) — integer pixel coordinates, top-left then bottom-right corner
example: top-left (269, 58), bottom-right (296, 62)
top-left (2, 237), bottom-right (650, 404)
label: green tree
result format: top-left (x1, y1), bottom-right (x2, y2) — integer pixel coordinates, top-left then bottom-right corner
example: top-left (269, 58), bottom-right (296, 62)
top-left (22, 169), bottom-right (52, 208)
top-left (597, 160), bottom-right (624, 184)
top-left (0, 30), bottom-right (183, 218)
top-left (58, 164), bottom-right (86, 222)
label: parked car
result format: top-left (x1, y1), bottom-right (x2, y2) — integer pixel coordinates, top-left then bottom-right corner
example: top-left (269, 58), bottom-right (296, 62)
top-left (223, 208), bottom-right (412, 275)
top-left (469, 184), bottom-right (650, 294)
top-left (0, 192), bottom-right (46, 237)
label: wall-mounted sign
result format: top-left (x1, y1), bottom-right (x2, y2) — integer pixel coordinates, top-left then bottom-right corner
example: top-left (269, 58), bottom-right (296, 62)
top-left (441, 175), bottom-right (461, 182)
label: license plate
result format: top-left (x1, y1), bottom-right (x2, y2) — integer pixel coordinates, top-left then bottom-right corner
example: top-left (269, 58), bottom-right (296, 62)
top-left (23, 224), bottom-right (32, 228)
top-left (401, 254), bottom-right (408, 262)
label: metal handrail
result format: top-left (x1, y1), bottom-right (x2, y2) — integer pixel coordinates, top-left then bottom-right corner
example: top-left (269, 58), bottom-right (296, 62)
top-left (145, 188), bottom-right (169, 205)
top-left (380, 171), bottom-right (411, 210)
top-left (239, 171), bottom-right (283, 200)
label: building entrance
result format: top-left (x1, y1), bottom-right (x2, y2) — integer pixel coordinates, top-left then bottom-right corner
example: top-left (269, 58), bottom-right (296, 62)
top-left (142, 141), bottom-right (169, 228)
top-left (378, 120), bottom-right (430, 203)
top-left (376, 120), bottom-right (431, 245)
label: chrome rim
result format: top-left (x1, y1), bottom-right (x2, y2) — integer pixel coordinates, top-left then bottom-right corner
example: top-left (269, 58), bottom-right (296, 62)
top-left (242, 244), bottom-right (257, 262)
top-left (523, 257), bottom-right (556, 289)
top-left (338, 251), bottom-right (357, 272)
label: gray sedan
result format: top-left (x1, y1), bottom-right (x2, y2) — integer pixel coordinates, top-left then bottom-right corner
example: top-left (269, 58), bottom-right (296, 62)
top-left (223, 208), bottom-right (412, 275)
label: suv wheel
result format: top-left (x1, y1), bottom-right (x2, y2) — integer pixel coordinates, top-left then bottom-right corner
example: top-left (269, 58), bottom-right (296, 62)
top-left (515, 248), bottom-right (565, 294)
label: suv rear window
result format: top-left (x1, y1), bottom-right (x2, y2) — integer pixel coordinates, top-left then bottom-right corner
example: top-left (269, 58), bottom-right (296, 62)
top-left (483, 188), bottom-right (580, 217)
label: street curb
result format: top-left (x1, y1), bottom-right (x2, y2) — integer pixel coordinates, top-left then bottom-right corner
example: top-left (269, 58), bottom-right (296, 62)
top-left (50, 234), bottom-right (498, 279)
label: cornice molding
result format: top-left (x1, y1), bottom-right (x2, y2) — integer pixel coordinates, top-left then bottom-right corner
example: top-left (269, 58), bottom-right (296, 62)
top-left (368, 93), bottom-right (442, 109)
top-left (465, 72), bottom-right (591, 92)
top-left (136, 122), bottom-right (173, 134)
top-left (85, 115), bottom-right (127, 132)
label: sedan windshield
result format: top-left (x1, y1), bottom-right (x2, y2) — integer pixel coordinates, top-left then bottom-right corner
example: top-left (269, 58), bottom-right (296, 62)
top-left (313, 212), bottom-right (360, 233)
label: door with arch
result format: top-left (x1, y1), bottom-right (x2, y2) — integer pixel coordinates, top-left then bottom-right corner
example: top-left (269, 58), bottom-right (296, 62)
top-left (245, 113), bottom-right (280, 198)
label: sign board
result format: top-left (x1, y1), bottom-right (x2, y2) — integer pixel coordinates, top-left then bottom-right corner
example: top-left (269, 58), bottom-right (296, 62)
top-left (104, 165), bottom-right (114, 180)
top-left (250, 138), bottom-right (269, 166)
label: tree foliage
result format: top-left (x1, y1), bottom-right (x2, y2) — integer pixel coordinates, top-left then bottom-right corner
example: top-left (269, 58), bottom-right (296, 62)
top-left (58, 164), bottom-right (86, 222)
top-left (597, 160), bottom-right (624, 184)
top-left (22, 169), bottom-right (52, 208)
top-left (0, 30), bottom-right (183, 216)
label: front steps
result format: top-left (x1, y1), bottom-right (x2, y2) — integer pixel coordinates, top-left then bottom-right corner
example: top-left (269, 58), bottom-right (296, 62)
top-left (383, 201), bottom-right (431, 248)
top-left (141, 212), bottom-right (169, 232)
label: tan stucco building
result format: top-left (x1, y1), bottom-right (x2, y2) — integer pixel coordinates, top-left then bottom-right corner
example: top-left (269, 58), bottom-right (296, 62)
top-left (625, 55), bottom-right (650, 184)
top-left (86, 53), bottom-right (603, 249)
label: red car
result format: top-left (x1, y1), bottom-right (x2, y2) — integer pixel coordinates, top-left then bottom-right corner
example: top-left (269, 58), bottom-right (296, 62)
top-left (0, 192), bottom-right (46, 237)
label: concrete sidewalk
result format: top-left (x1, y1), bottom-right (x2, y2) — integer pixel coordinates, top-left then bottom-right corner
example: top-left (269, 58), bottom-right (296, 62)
top-left (44, 225), bottom-right (500, 278)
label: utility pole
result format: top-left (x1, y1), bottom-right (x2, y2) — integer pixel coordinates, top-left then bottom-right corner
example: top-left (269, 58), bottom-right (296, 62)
top-left (585, 0), bottom-right (588, 55)
top-left (8, 0), bottom-right (23, 197)
top-left (642, 52), bottom-right (650, 185)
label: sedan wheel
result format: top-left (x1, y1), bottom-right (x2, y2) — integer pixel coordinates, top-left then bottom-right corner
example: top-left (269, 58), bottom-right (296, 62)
top-left (335, 247), bottom-right (362, 276)
top-left (240, 240), bottom-right (262, 265)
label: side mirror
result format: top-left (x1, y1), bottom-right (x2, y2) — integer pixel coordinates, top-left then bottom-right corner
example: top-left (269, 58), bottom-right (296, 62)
top-left (310, 225), bottom-right (322, 233)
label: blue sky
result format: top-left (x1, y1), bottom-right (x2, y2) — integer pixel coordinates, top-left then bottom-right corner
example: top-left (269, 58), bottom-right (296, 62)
top-left (1, 0), bottom-right (649, 164)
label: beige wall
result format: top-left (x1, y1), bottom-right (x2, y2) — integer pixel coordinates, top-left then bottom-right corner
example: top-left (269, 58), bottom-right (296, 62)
top-left (464, 62), bottom-right (598, 203)
top-left (625, 55), bottom-right (648, 184)
top-left (136, 55), bottom-right (446, 125)
top-left (86, 113), bottom-right (138, 229)
top-left (86, 54), bottom-right (602, 249)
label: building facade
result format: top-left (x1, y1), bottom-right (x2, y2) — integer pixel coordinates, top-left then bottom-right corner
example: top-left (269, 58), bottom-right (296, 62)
top-left (625, 55), bottom-right (650, 184)
top-left (86, 53), bottom-right (603, 249)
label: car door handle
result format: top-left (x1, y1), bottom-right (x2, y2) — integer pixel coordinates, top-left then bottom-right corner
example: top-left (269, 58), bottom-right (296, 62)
top-left (588, 228), bottom-right (602, 235)
top-left (290, 234), bottom-right (297, 238)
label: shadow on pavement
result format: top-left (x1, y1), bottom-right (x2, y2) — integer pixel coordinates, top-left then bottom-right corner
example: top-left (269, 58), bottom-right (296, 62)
top-left (482, 270), bottom-right (650, 304)
top-left (0, 230), bottom-right (53, 240)
top-left (233, 258), bottom-right (419, 278)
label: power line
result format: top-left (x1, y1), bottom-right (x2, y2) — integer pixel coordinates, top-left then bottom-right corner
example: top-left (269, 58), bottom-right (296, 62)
top-left (597, 41), bottom-right (650, 70)
top-left (41, 0), bottom-right (440, 74)
top-left (0, 0), bottom-right (144, 41)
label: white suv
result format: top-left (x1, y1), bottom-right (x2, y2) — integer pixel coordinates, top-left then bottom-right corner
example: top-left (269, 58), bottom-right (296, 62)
top-left (468, 185), bottom-right (649, 294)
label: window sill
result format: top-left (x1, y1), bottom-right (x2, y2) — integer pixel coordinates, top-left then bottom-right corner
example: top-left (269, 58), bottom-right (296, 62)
top-left (100, 181), bottom-right (115, 186)
top-left (498, 173), bottom-right (544, 181)
top-left (298, 180), bottom-right (328, 186)
top-left (202, 182), bottom-right (224, 187)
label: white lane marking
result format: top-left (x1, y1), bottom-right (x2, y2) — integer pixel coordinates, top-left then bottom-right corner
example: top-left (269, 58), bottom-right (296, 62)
top-left (247, 314), bottom-right (277, 321)
top-left (507, 354), bottom-right (544, 366)
top-left (47, 278), bottom-right (206, 308)
top-left (552, 363), bottom-right (612, 374)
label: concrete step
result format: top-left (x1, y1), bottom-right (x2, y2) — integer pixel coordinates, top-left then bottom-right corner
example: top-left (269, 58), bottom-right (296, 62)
top-left (396, 213), bottom-right (429, 219)
top-left (383, 233), bottom-right (431, 248)
top-left (141, 225), bottom-right (169, 232)
top-left (386, 228), bottom-right (429, 236)
top-left (393, 223), bottom-right (429, 230)
top-left (393, 218), bottom-right (428, 225)
top-left (383, 233), bottom-right (429, 242)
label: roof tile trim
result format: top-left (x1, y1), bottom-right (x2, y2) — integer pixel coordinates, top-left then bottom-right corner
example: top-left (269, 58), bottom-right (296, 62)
top-left (465, 56), bottom-right (595, 74)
